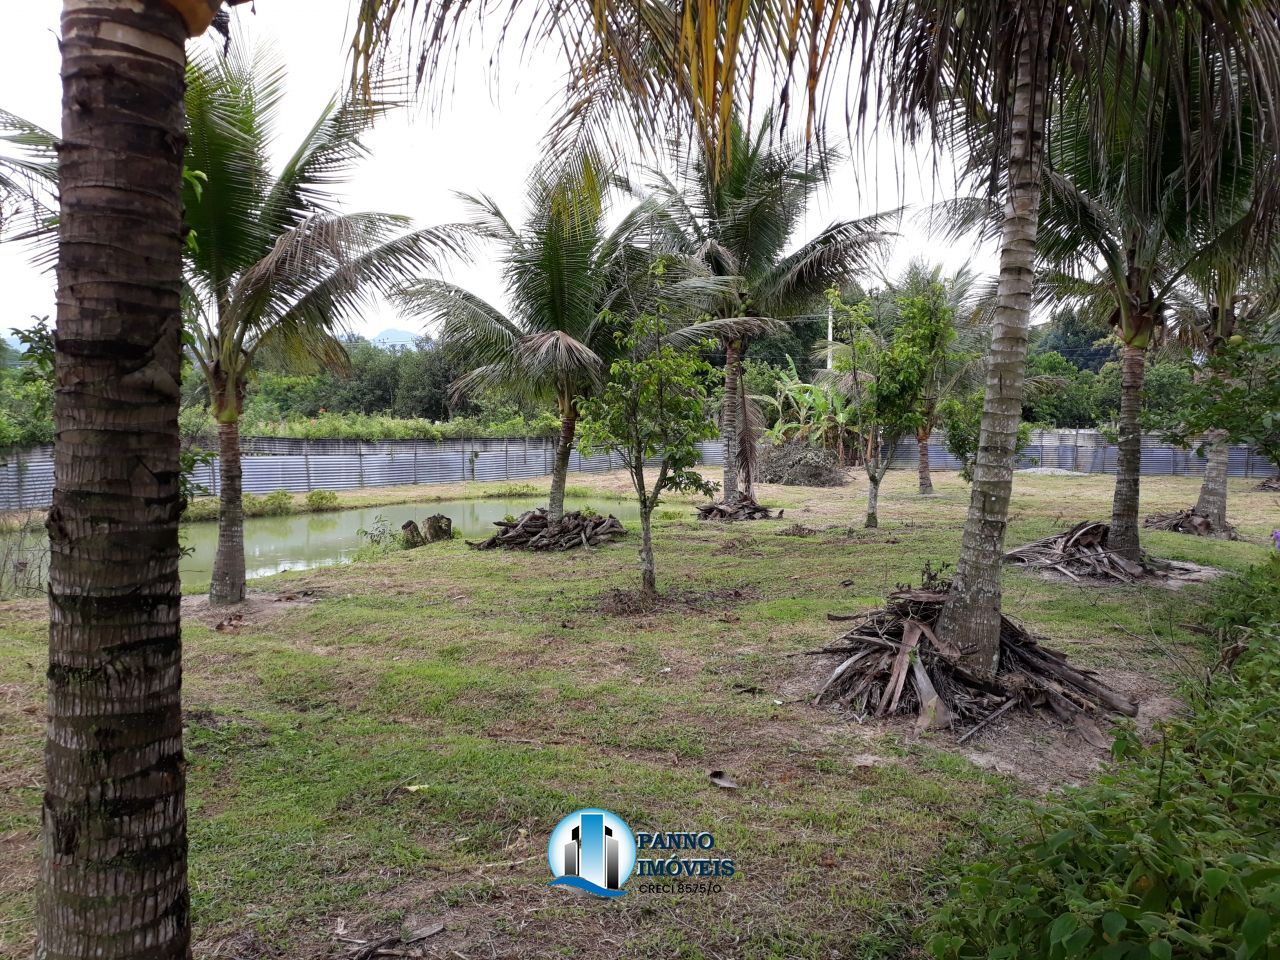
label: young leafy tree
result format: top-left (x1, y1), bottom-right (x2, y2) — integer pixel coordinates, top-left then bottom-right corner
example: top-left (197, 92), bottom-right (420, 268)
top-left (578, 311), bottom-right (718, 597)
top-left (183, 35), bottom-right (455, 604)
top-left (826, 290), bottom-right (927, 528)
top-left (40, 2), bottom-right (235, 955)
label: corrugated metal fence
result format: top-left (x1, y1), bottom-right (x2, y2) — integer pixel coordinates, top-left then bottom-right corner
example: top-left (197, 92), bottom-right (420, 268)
top-left (1, 431), bottom-right (1273, 511)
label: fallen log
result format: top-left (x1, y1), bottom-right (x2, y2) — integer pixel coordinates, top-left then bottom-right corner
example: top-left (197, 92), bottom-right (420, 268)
top-left (1143, 509), bottom-right (1238, 540)
top-left (812, 586), bottom-right (1137, 738)
top-left (467, 508), bottom-right (626, 551)
top-left (1004, 520), bottom-right (1204, 583)
top-left (697, 496), bottom-right (776, 521)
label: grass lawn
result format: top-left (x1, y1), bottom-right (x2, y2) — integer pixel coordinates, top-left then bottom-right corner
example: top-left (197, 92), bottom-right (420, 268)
top-left (0, 470), bottom-right (1275, 959)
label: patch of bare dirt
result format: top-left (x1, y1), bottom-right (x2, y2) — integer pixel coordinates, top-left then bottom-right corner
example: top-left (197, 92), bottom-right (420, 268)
top-left (183, 588), bottom-right (322, 630)
top-left (597, 585), bottom-right (762, 617)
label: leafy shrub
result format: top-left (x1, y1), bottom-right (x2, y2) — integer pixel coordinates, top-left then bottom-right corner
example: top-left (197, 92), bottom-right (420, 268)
top-left (182, 498), bottom-right (219, 522)
top-left (241, 493), bottom-right (264, 517)
top-left (263, 490), bottom-right (294, 516)
top-left (928, 558), bottom-right (1280, 960)
top-left (758, 441), bottom-right (845, 487)
top-left (305, 489), bottom-right (340, 512)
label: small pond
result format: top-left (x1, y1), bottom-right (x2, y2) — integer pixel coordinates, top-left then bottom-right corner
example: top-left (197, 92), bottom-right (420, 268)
top-left (2, 496), bottom-right (641, 596)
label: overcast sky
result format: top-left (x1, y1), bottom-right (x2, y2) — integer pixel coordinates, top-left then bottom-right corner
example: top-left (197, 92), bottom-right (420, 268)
top-left (0, 2), bottom-right (995, 345)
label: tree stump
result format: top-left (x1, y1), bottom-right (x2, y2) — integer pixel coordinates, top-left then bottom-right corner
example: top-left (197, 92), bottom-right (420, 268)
top-left (401, 520), bottom-right (425, 549)
top-left (424, 514), bottom-right (453, 542)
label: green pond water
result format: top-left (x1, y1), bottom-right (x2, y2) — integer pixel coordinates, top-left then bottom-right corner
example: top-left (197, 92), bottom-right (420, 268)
top-left (3, 496), bottom-right (641, 596)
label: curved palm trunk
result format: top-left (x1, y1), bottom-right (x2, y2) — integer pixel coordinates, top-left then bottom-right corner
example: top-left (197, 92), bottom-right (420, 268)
top-left (1109, 343), bottom-right (1146, 561)
top-left (210, 417), bottom-right (247, 604)
top-left (937, 12), bottom-right (1051, 678)
top-left (40, 2), bottom-right (191, 957)
top-left (1194, 430), bottom-right (1230, 530)
top-left (548, 407), bottom-right (578, 525)
top-left (720, 339), bottom-right (741, 502)
top-left (917, 427), bottom-right (933, 494)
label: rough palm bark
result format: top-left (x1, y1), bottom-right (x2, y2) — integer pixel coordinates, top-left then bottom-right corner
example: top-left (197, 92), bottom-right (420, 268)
top-left (547, 401), bottom-right (577, 525)
top-left (917, 429), bottom-right (933, 494)
top-left (210, 415), bottom-right (246, 605)
top-left (40, 1), bottom-right (192, 957)
top-left (1109, 342), bottom-right (1146, 561)
top-left (1194, 430), bottom-right (1230, 530)
top-left (720, 339), bottom-right (741, 502)
top-left (936, 11), bottom-right (1052, 678)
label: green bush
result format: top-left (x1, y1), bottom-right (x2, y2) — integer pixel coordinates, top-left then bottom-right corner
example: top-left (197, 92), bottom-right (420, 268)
top-left (182, 498), bottom-right (219, 522)
top-left (928, 557), bottom-right (1280, 960)
top-left (305, 489), bottom-right (339, 512)
top-left (241, 493), bottom-right (264, 517)
top-left (263, 490), bottom-right (294, 516)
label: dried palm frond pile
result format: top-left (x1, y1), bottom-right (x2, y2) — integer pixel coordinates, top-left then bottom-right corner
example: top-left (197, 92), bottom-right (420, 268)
top-left (1004, 520), bottom-right (1205, 584)
top-left (697, 497), bottom-right (775, 521)
top-left (812, 586), bottom-right (1137, 737)
top-left (468, 508), bottom-right (625, 551)
top-left (1143, 509), bottom-right (1238, 540)
top-left (1256, 476), bottom-right (1280, 492)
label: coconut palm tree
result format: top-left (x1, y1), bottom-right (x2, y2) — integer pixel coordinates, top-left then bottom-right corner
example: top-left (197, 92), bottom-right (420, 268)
top-left (398, 154), bottom-right (719, 525)
top-left (183, 36), bottom-right (459, 604)
top-left (647, 112), bottom-right (891, 502)
top-left (352, 1), bottom-right (1280, 676)
top-left (40, 3), bottom-right (227, 955)
top-left (0, 109), bottom-right (56, 247)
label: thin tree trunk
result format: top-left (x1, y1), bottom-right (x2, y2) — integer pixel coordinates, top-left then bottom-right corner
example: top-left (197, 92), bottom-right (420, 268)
top-left (41, 1), bottom-right (191, 957)
top-left (865, 474), bottom-right (881, 528)
top-left (210, 418), bottom-right (246, 605)
top-left (639, 505), bottom-right (657, 597)
top-left (1194, 430), bottom-right (1230, 531)
top-left (917, 429), bottom-right (933, 494)
top-left (936, 11), bottom-right (1052, 678)
top-left (548, 410), bottom-right (577, 525)
top-left (1109, 343), bottom-right (1146, 561)
top-left (720, 339), bottom-right (741, 502)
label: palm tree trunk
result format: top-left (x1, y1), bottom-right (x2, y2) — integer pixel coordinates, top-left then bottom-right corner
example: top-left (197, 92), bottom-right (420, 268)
top-left (936, 11), bottom-right (1051, 678)
top-left (917, 428), bottom-right (933, 494)
top-left (40, 2), bottom-right (191, 957)
top-left (1194, 430), bottom-right (1230, 531)
top-left (1109, 343), bottom-right (1146, 561)
top-left (548, 409), bottom-right (577, 525)
top-left (210, 417), bottom-right (247, 605)
top-left (720, 339), bottom-right (741, 502)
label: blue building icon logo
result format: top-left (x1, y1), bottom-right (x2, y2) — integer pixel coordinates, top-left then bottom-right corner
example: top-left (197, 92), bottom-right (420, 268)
top-left (547, 808), bottom-right (636, 898)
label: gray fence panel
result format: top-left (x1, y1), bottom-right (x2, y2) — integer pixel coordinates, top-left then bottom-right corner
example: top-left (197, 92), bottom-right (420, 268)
top-left (4, 430), bottom-right (1277, 511)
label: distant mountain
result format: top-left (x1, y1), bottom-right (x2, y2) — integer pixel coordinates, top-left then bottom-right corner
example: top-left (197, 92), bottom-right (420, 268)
top-left (368, 327), bottom-right (424, 347)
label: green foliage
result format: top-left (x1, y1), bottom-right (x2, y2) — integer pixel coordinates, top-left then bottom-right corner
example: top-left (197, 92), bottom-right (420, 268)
top-left (177, 408), bottom-right (560, 444)
top-left (928, 557), bottom-right (1280, 960)
top-left (1023, 352), bottom-right (1100, 429)
top-left (1091, 359), bottom-right (1195, 429)
top-left (0, 319), bottom-right (54, 447)
top-left (578, 313), bottom-right (720, 510)
top-left (940, 391), bottom-right (1033, 482)
top-left (354, 514), bottom-right (405, 558)
top-left (305, 489), bottom-right (340, 512)
top-left (179, 448), bottom-right (216, 505)
top-left (1032, 307), bottom-right (1116, 373)
top-left (263, 490), bottom-right (294, 517)
top-left (1159, 338), bottom-right (1280, 471)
